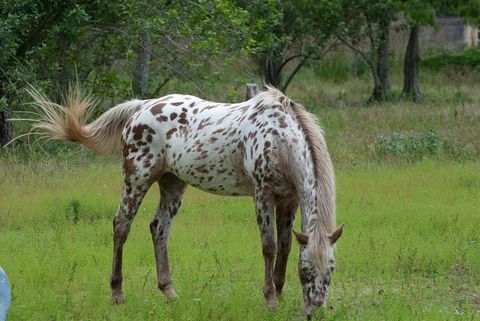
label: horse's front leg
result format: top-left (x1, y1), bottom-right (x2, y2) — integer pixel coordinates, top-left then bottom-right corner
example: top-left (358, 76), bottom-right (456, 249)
top-left (274, 201), bottom-right (298, 297)
top-left (254, 187), bottom-right (277, 309)
top-left (150, 174), bottom-right (186, 300)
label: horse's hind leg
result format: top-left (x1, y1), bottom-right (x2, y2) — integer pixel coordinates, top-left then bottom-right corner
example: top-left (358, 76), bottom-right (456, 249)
top-left (110, 158), bottom-right (154, 304)
top-left (149, 173), bottom-right (186, 300)
top-left (274, 201), bottom-right (298, 297)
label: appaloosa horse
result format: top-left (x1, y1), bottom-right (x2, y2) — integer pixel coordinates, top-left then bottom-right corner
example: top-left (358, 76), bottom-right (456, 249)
top-left (31, 86), bottom-right (343, 318)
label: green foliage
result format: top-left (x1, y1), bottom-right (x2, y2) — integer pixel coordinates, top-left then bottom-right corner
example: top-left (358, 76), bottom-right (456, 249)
top-left (0, 0), bottom-right (252, 151)
top-left (0, 0), bottom-right (250, 105)
top-left (371, 127), bottom-right (480, 163)
top-left (0, 97), bottom-right (7, 111)
top-left (372, 131), bottom-right (441, 162)
top-left (240, 0), bottom-right (335, 90)
top-left (436, 0), bottom-right (480, 26)
top-left (422, 47), bottom-right (480, 70)
top-left (119, 0), bottom-right (250, 95)
top-left (322, 0), bottom-right (401, 44)
top-left (400, 0), bottom-right (435, 27)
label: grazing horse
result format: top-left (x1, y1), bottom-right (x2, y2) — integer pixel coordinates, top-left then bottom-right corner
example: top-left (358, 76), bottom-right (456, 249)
top-left (31, 86), bottom-right (343, 318)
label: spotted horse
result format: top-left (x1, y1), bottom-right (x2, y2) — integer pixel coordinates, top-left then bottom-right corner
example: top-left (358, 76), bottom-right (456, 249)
top-left (30, 86), bottom-right (344, 319)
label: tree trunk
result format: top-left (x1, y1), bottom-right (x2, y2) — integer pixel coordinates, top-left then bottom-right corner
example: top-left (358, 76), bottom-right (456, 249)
top-left (0, 110), bottom-right (11, 147)
top-left (0, 82), bottom-right (11, 147)
top-left (371, 19), bottom-right (391, 101)
top-left (368, 62), bottom-right (383, 102)
top-left (262, 53), bottom-right (283, 88)
top-left (352, 51), bottom-right (360, 78)
top-left (402, 25), bottom-right (421, 102)
top-left (133, 29), bottom-right (152, 98)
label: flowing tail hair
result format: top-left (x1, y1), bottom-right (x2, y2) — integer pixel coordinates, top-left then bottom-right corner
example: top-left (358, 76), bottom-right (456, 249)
top-left (28, 86), bottom-right (144, 155)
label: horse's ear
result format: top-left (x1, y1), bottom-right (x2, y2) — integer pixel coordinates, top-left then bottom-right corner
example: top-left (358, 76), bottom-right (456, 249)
top-left (329, 224), bottom-right (344, 245)
top-left (293, 230), bottom-right (309, 245)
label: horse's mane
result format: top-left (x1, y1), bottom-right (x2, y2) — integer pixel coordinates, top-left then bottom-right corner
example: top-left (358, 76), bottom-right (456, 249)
top-left (259, 86), bottom-right (336, 272)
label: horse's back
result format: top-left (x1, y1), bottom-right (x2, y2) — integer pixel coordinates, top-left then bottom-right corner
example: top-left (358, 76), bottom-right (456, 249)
top-left (122, 93), bottom-right (306, 197)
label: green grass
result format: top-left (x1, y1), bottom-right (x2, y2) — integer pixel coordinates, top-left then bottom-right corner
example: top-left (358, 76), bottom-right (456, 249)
top-left (2, 56), bottom-right (480, 320)
top-left (1, 160), bottom-right (479, 320)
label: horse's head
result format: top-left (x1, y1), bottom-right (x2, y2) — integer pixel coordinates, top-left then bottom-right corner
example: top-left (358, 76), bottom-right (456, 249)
top-left (294, 224), bottom-right (343, 319)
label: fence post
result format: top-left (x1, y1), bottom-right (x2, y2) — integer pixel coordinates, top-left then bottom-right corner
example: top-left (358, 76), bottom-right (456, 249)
top-left (246, 83), bottom-right (260, 100)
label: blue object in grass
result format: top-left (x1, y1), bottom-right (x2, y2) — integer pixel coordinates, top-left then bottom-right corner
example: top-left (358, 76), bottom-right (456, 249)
top-left (0, 267), bottom-right (10, 321)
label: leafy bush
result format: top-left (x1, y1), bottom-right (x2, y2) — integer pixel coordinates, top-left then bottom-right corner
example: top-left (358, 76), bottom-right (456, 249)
top-left (372, 131), bottom-right (441, 162)
top-left (422, 48), bottom-right (480, 70)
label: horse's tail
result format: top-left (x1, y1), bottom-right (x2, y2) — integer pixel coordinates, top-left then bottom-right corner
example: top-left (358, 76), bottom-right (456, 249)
top-left (29, 87), bottom-right (144, 155)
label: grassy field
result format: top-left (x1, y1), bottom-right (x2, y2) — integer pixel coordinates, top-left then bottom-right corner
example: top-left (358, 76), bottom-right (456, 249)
top-left (1, 159), bottom-right (479, 320)
top-left (2, 58), bottom-right (480, 320)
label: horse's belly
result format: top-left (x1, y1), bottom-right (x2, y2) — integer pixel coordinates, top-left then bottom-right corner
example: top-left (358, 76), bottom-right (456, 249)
top-left (175, 168), bottom-right (254, 196)
top-left (165, 149), bottom-right (253, 196)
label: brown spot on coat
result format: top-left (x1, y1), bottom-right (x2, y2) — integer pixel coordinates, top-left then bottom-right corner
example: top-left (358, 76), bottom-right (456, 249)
top-left (132, 124), bottom-right (155, 141)
top-left (123, 157), bottom-right (136, 176)
top-left (166, 128), bottom-right (177, 139)
top-left (150, 103), bottom-right (166, 115)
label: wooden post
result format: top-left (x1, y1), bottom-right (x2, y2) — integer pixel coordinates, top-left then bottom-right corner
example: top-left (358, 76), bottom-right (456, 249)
top-left (246, 83), bottom-right (260, 100)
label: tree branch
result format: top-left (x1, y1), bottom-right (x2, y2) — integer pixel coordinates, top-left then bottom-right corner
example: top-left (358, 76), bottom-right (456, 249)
top-left (334, 32), bottom-right (375, 69)
top-left (152, 77), bottom-right (171, 97)
top-left (281, 56), bottom-right (308, 93)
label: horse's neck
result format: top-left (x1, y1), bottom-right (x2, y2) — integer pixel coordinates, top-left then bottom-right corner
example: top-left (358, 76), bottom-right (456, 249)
top-left (292, 153), bottom-right (318, 233)
top-left (298, 185), bottom-right (318, 233)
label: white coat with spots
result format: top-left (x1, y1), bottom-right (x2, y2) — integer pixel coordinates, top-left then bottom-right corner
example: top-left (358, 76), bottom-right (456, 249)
top-left (31, 87), bottom-right (344, 318)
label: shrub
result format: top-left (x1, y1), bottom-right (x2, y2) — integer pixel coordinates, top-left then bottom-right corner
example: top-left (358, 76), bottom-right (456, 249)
top-left (372, 131), bottom-right (441, 162)
top-left (422, 48), bottom-right (480, 71)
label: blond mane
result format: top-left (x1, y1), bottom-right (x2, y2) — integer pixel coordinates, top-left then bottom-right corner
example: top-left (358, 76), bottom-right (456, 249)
top-left (262, 86), bottom-right (336, 272)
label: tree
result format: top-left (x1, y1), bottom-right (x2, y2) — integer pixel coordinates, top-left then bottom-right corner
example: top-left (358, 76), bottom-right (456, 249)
top-left (401, 0), bottom-right (480, 102)
top-left (323, 0), bottom-right (401, 101)
top-left (117, 0), bottom-right (250, 98)
top-left (400, 0), bottom-right (435, 102)
top-left (0, 0), bottom-right (89, 146)
top-left (240, 0), bottom-right (335, 92)
top-left (0, 0), bottom-right (250, 147)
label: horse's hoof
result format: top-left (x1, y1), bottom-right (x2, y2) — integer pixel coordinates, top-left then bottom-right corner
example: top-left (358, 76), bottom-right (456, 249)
top-left (275, 290), bottom-right (283, 299)
top-left (164, 287), bottom-right (178, 301)
top-left (267, 298), bottom-right (276, 310)
top-left (111, 294), bottom-right (125, 305)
